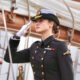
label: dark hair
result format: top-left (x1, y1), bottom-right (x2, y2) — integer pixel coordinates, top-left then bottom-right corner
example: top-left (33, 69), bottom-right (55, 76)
top-left (48, 20), bottom-right (60, 34)
top-left (52, 22), bottom-right (60, 34)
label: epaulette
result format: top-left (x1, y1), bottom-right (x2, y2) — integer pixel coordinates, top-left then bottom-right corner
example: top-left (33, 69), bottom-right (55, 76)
top-left (54, 38), bottom-right (66, 44)
top-left (55, 38), bottom-right (65, 42)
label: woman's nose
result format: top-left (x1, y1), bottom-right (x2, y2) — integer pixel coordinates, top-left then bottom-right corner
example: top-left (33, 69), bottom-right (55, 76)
top-left (36, 22), bottom-right (40, 25)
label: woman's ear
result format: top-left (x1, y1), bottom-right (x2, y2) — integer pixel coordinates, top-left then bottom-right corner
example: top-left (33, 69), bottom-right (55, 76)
top-left (49, 21), bottom-right (54, 28)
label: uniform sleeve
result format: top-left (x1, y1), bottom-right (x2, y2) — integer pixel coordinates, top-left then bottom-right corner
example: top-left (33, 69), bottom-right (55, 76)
top-left (4, 38), bottom-right (30, 63)
top-left (57, 42), bottom-right (74, 80)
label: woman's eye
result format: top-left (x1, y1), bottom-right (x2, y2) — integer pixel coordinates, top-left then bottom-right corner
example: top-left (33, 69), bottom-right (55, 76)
top-left (35, 19), bottom-right (43, 23)
top-left (39, 19), bottom-right (43, 22)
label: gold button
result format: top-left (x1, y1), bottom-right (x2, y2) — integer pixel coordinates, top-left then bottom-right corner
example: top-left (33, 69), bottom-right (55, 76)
top-left (33, 72), bottom-right (36, 75)
top-left (41, 57), bottom-right (44, 61)
top-left (47, 45), bottom-right (50, 48)
top-left (32, 64), bottom-right (34, 67)
top-left (32, 56), bottom-right (34, 60)
top-left (43, 50), bottom-right (46, 54)
top-left (41, 64), bottom-right (44, 68)
top-left (35, 50), bottom-right (37, 54)
top-left (42, 72), bottom-right (44, 75)
top-left (36, 46), bottom-right (39, 48)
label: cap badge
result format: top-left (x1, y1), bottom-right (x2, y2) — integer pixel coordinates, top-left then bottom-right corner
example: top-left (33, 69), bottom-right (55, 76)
top-left (34, 15), bottom-right (42, 19)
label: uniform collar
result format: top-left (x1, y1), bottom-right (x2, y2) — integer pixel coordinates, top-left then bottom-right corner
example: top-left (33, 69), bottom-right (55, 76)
top-left (41, 35), bottom-right (55, 46)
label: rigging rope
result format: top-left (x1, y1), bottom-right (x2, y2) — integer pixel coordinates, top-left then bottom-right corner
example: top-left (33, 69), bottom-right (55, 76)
top-left (2, 9), bottom-right (15, 80)
top-left (61, 0), bottom-right (75, 48)
top-left (24, 0), bottom-right (31, 80)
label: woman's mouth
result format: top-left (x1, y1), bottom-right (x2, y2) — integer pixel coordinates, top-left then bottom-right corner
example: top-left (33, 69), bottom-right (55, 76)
top-left (36, 27), bottom-right (40, 29)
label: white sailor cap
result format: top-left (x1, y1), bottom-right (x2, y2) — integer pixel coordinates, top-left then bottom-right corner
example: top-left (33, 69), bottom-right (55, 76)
top-left (40, 9), bottom-right (56, 15)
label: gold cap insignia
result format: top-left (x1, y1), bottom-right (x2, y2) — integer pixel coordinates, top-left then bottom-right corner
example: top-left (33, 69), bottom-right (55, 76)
top-left (34, 15), bottom-right (42, 19)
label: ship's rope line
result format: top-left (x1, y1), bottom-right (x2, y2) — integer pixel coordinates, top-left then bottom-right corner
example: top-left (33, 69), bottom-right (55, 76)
top-left (24, 0), bottom-right (31, 80)
top-left (2, 9), bottom-right (15, 80)
top-left (61, 0), bottom-right (75, 48)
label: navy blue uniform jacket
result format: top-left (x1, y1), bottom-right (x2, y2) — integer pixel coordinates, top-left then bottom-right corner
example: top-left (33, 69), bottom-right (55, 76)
top-left (4, 35), bottom-right (74, 80)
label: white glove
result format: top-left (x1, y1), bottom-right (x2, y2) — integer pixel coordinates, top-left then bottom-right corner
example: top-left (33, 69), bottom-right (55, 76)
top-left (16, 21), bottom-right (32, 37)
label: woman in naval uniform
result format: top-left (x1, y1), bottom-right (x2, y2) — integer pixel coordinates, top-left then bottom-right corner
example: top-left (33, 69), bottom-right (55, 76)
top-left (4, 9), bottom-right (74, 80)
